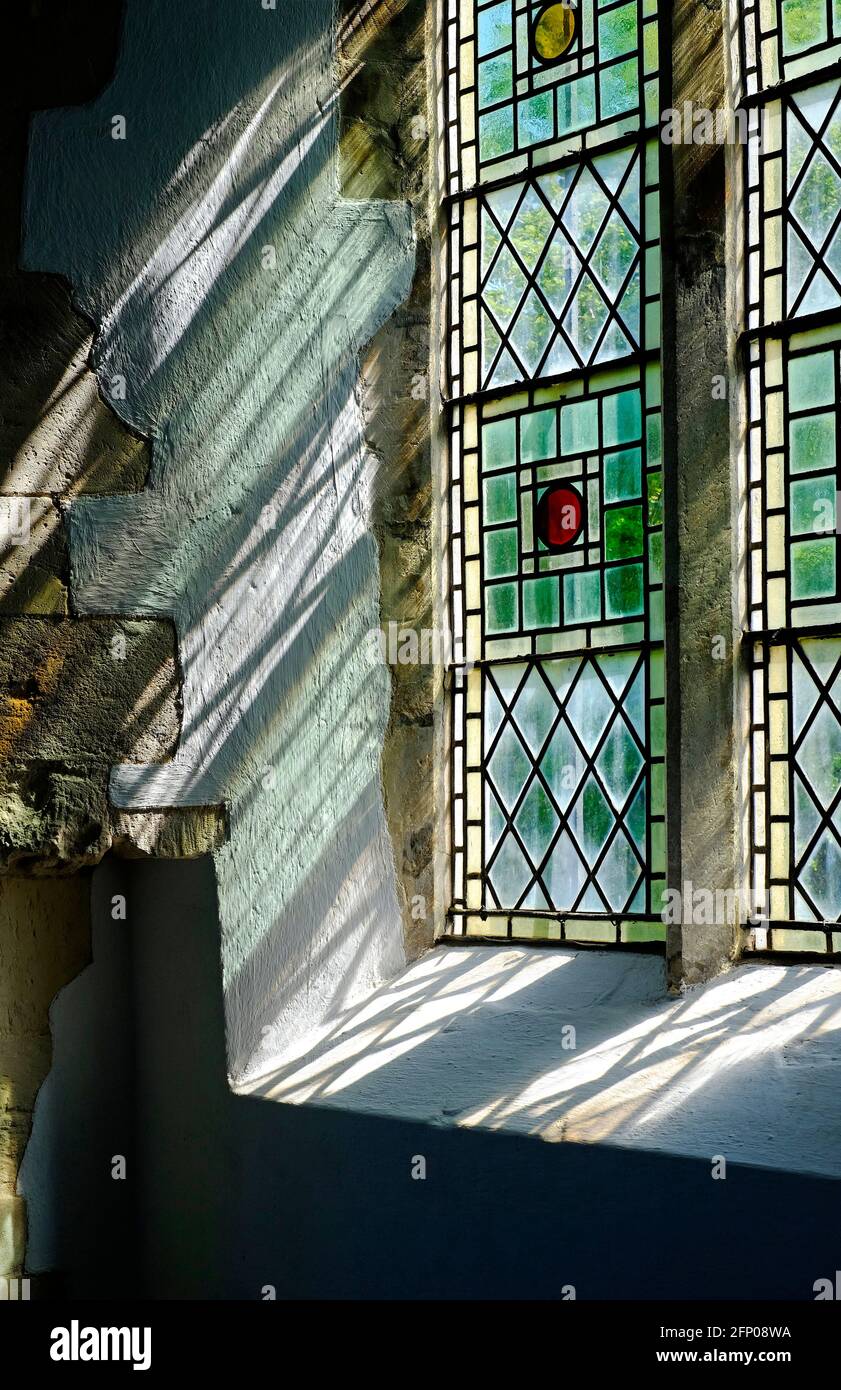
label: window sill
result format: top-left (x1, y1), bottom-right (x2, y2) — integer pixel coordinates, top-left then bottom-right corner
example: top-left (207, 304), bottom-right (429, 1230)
top-left (241, 943), bottom-right (841, 1179)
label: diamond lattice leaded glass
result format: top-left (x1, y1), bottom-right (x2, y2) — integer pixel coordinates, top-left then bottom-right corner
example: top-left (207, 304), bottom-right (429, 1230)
top-left (749, 637), bottom-right (841, 945)
top-left (746, 79), bottom-right (841, 329)
top-left (451, 138), bottom-right (660, 395)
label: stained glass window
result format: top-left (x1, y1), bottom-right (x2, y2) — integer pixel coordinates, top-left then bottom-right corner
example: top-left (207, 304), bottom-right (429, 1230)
top-left (742, 3), bottom-right (841, 954)
top-left (745, 78), bottom-right (841, 329)
top-left (740, 0), bottom-right (841, 99)
top-left (444, 0), bottom-right (661, 192)
top-left (450, 140), bottom-right (660, 394)
top-left (446, 0), bottom-right (665, 944)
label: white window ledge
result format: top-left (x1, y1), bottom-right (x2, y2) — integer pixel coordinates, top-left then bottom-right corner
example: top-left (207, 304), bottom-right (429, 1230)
top-left (241, 944), bottom-right (841, 1178)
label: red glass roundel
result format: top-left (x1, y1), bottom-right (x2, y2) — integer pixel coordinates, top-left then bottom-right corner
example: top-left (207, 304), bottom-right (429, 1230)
top-left (535, 483), bottom-right (583, 551)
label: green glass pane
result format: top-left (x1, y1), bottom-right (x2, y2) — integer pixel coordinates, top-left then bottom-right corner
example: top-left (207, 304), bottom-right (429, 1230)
top-left (515, 779), bottom-right (559, 863)
top-left (651, 761), bottom-right (665, 815)
top-left (577, 776), bottom-right (615, 861)
top-left (483, 316), bottom-right (503, 382)
top-left (790, 149), bottom-right (839, 249)
top-left (478, 1), bottom-right (512, 56)
top-left (790, 475), bottom-right (836, 535)
top-left (622, 921), bottom-right (666, 943)
top-left (643, 17), bottom-right (658, 72)
top-left (626, 782), bottom-right (646, 850)
top-left (487, 581), bottom-right (519, 632)
top-left (484, 471), bottom-right (518, 522)
top-left (566, 919), bottom-right (616, 942)
top-left (773, 928), bottom-right (828, 951)
top-left (521, 408), bottom-right (556, 462)
top-left (603, 388), bottom-right (641, 445)
top-left (650, 703), bottom-right (664, 756)
top-left (598, 1), bottom-right (638, 59)
top-left (484, 526), bottom-right (519, 577)
top-left (606, 562), bottom-right (644, 617)
top-left (599, 830), bottom-right (641, 907)
top-left (799, 830), bottom-right (841, 920)
top-left (561, 398), bottom-right (599, 453)
top-left (564, 166), bottom-right (610, 255)
top-left (789, 412), bottom-right (836, 473)
top-left (647, 469), bottom-right (663, 525)
top-left (567, 663), bottom-right (614, 748)
top-left (480, 106), bottom-right (515, 160)
top-left (646, 412), bottom-right (662, 466)
top-left (650, 819), bottom-right (665, 874)
top-left (791, 537), bottom-right (836, 599)
top-left (605, 504), bottom-right (643, 559)
top-left (518, 92), bottom-right (554, 148)
top-left (508, 290), bottom-right (553, 374)
top-left (797, 701), bottom-right (841, 812)
top-left (645, 192), bottom-right (660, 243)
top-left (781, 0), bottom-right (828, 55)
top-left (484, 241), bottom-right (528, 329)
top-left (604, 447), bottom-right (641, 501)
top-left (482, 217), bottom-right (503, 281)
top-left (648, 529), bottom-right (663, 581)
top-left (794, 772), bottom-right (821, 859)
top-left (649, 646), bottom-right (664, 699)
top-left (536, 215), bottom-right (576, 315)
top-left (483, 417), bottom-right (517, 470)
top-left (508, 189), bottom-right (554, 271)
top-left (788, 350), bottom-right (835, 409)
top-left (792, 641), bottom-right (840, 738)
top-left (564, 569), bottom-right (601, 622)
top-left (624, 661), bottom-right (645, 732)
top-left (486, 788), bottom-right (508, 857)
top-left (622, 272), bottom-right (642, 346)
top-left (596, 646), bottom-right (637, 701)
top-left (569, 275), bottom-right (611, 357)
top-left (479, 53), bottom-right (513, 110)
top-left (644, 77), bottom-right (660, 128)
top-left (541, 721), bottom-right (586, 809)
top-left (514, 666), bottom-right (558, 752)
top-left (591, 218), bottom-right (637, 302)
top-left (599, 57), bottom-right (638, 119)
top-left (557, 75), bottom-right (596, 137)
top-left (523, 575), bottom-right (560, 628)
top-left (487, 721), bottom-right (530, 808)
top-left (596, 719), bottom-right (643, 807)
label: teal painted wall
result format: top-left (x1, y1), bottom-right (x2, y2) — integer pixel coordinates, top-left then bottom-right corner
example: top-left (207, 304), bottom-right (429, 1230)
top-left (23, 0), bottom-right (416, 1079)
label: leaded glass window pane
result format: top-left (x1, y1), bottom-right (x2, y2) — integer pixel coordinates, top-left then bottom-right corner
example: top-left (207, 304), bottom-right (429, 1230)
top-left (447, 0), bottom-right (664, 944)
top-left (741, 0), bottom-right (841, 954)
top-left (747, 327), bottom-right (841, 632)
top-left (444, 0), bottom-right (660, 193)
top-left (746, 80), bottom-right (841, 329)
top-left (740, 0), bottom-right (841, 99)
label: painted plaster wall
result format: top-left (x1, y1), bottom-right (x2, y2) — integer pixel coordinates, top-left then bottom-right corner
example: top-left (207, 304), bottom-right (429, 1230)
top-left (23, 0), bottom-right (417, 1080)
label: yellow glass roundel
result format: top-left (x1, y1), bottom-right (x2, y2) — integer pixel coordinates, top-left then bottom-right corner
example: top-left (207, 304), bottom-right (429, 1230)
top-left (533, 2), bottom-right (576, 63)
